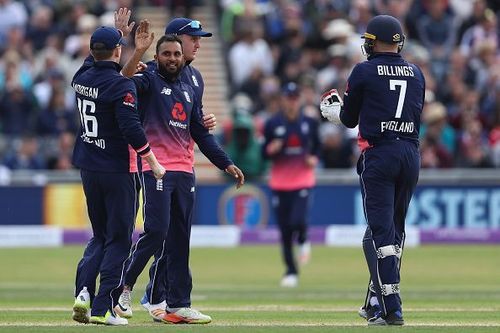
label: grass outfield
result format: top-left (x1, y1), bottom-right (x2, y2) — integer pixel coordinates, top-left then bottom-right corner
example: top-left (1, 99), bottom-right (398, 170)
top-left (0, 245), bottom-right (499, 332)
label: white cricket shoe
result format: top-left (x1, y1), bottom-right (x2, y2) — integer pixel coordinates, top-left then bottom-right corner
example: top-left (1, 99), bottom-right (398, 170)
top-left (147, 302), bottom-right (167, 322)
top-left (140, 293), bottom-right (166, 322)
top-left (163, 307), bottom-right (212, 324)
top-left (280, 274), bottom-right (299, 288)
top-left (90, 310), bottom-right (128, 325)
top-left (72, 287), bottom-right (91, 323)
top-left (114, 288), bottom-right (132, 318)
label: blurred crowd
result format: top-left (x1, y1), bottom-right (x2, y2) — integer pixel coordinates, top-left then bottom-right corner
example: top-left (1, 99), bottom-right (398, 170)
top-left (0, 0), bottom-right (499, 174)
top-left (219, 0), bottom-right (500, 178)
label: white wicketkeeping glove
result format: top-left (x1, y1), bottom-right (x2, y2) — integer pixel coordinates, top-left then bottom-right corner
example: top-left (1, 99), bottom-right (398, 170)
top-left (320, 89), bottom-right (343, 125)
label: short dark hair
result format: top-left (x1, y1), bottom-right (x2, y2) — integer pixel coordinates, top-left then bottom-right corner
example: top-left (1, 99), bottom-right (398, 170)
top-left (91, 43), bottom-right (115, 61)
top-left (156, 34), bottom-right (183, 55)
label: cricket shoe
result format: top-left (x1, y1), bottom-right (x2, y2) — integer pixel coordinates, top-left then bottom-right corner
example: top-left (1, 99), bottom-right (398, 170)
top-left (280, 274), bottom-right (298, 288)
top-left (72, 287), bottom-right (90, 323)
top-left (162, 307), bottom-right (212, 324)
top-left (358, 304), bottom-right (380, 320)
top-left (90, 310), bottom-right (128, 325)
top-left (298, 241), bottom-right (311, 265)
top-left (141, 294), bottom-right (167, 322)
top-left (114, 289), bottom-right (132, 318)
top-left (367, 309), bottom-right (404, 326)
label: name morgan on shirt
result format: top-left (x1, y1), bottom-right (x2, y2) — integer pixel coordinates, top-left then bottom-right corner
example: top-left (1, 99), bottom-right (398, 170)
top-left (72, 83), bottom-right (99, 98)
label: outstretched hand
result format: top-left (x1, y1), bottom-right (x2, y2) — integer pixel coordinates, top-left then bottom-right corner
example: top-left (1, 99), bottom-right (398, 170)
top-left (225, 165), bottom-right (245, 189)
top-left (114, 7), bottom-right (135, 37)
top-left (135, 20), bottom-right (155, 53)
top-left (203, 113), bottom-right (217, 131)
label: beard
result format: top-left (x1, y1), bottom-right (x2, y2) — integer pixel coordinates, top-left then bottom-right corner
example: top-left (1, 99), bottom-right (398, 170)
top-left (157, 61), bottom-right (182, 81)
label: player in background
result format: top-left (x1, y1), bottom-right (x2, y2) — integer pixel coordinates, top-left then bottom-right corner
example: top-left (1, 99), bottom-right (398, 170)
top-left (115, 17), bottom-right (219, 322)
top-left (71, 23), bottom-right (165, 326)
top-left (118, 29), bottom-right (244, 324)
top-left (262, 82), bottom-right (320, 288)
top-left (320, 15), bottom-right (424, 326)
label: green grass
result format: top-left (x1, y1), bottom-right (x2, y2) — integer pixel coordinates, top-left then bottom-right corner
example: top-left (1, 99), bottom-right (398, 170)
top-left (0, 245), bottom-right (499, 332)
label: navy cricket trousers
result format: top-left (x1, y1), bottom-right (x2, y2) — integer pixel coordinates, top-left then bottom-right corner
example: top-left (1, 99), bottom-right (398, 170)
top-left (273, 188), bottom-right (311, 275)
top-left (358, 140), bottom-right (419, 315)
top-left (124, 171), bottom-right (195, 308)
top-left (75, 170), bottom-right (139, 316)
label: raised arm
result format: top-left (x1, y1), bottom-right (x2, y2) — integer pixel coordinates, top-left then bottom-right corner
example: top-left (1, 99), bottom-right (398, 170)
top-left (114, 7), bottom-right (135, 37)
top-left (121, 20), bottom-right (155, 78)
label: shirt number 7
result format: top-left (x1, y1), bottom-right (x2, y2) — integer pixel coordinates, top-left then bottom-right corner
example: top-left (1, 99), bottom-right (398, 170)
top-left (389, 79), bottom-right (407, 119)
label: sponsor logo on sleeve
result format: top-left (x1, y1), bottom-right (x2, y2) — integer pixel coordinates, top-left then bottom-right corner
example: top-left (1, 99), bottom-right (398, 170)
top-left (123, 92), bottom-right (135, 107)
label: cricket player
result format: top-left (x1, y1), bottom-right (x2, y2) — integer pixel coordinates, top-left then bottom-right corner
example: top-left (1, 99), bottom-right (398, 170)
top-left (320, 15), bottom-right (424, 325)
top-left (71, 24), bottom-right (165, 326)
top-left (118, 30), bottom-right (244, 324)
top-left (115, 17), bottom-right (219, 323)
top-left (262, 82), bottom-right (320, 288)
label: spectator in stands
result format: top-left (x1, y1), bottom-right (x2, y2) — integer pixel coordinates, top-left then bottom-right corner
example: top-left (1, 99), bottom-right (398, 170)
top-left (456, 118), bottom-right (493, 167)
top-left (0, 49), bottom-right (33, 92)
top-left (226, 111), bottom-right (267, 181)
top-left (25, 5), bottom-right (56, 51)
top-left (420, 103), bottom-right (455, 168)
top-left (459, 8), bottom-right (498, 58)
top-left (33, 68), bottom-right (67, 110)
top-left (468, 40), bottom-right (498, 96)
top-left (2, 134), bottom-right (45, 170)
top-left (457, 0), bottom-right (489, 41)
top-left (416, 0), bottom-right (458, 82)
top-left (0, 84), bottom-right (37, 136)
top-left (0, 0), bottom-right (28, 48)
top-left (46, 131), bottom-right (75, 170)
top-left (421, 102), bottom-right (456, 155)
top-left (228, 22), bottom-right (274, 90)
top-left (36, 87), bottom-right (78, 136)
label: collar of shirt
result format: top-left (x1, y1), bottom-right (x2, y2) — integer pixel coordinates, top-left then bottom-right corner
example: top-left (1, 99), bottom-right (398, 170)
top-left (93, 60), bottom-right (122, 72)
top-left (368, 52), bottom-right (402, 60)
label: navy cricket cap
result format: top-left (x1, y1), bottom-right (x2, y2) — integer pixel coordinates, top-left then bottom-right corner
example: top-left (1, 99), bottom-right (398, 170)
top-left (90, 26), bottom-right (126, 50)
top-left (363, 15), bottom-right (404, 44)
top-left (282, 82), bottom-right (300, 97)
top-left (165, 18), bottom-right (212, 37)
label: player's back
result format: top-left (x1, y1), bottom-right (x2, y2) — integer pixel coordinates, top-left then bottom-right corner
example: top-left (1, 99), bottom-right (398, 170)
top-left (72, 61), bottom-right (138, 173)
top-left (355, 53), bottom-right (425, 146)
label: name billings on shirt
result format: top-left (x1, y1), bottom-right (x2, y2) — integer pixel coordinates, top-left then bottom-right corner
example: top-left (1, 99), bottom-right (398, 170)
top-left (81, 134), bottom-right (106, 149)
top-left (377, 65), bottom-right (414, 77)
top-left (73, 83), bottom-right (99, 98)
top-left (381, 120), bottom-right (414, 133)
top-left (169, 120), bottom-right (187, 129)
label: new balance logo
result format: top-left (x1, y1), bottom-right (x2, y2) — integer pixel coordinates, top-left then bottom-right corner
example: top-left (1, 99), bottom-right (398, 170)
top-left (161, 87), bottom-right (172, 95)
top-left (156, 179), bottom-right (163, 191)
top-left (183, 91), bottom-right (191, 103)
top-left (190, 187), bottom-right (195, 192)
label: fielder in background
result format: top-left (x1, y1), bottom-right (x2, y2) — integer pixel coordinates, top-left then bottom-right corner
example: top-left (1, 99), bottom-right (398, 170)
top-left (71, 23), bottom-right (165, 326)
top-left (320, 15), bottom-right (424, 326)
top-left (118, 27), bottom-right (244, 324)
top-left (262, 82), bottom-right (320, 288)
